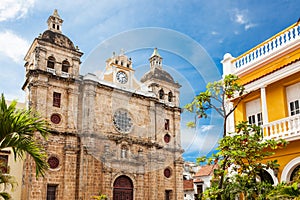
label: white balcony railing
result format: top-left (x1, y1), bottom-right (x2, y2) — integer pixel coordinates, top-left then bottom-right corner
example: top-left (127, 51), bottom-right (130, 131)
top-left (61, 72), bottom-right (70, 78)
top-left (47, 68), bottom-right (56, 75)
top-left (262, 114), bottom-right (300, 141)
top-left (232, 22), bottom-right (300, 70)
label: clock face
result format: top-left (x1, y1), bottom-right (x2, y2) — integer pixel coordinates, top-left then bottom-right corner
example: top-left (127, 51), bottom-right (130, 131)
top-left (116, 71), bottom-right (128, 84)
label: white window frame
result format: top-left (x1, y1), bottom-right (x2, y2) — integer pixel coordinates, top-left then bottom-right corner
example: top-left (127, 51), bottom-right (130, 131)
top-left (286, 82), bottom-right (300, 116)
top-left (246, 98), bottom-right (263, 126)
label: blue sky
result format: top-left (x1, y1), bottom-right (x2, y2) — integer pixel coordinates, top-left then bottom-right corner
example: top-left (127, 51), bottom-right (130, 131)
top-left (1, 0), bottom-right (300, 161)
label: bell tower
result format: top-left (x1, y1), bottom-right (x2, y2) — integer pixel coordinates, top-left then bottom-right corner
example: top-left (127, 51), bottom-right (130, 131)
top-left (22, 10), bottom-right (83, 200)
top-left (141, 48), bottom-right (181, 107)
top-left (22, 9), bottom-right (83, 133)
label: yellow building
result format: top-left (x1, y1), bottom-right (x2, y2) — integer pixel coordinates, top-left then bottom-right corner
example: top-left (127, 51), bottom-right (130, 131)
top-left (1, 101), bottom-right (25, 200)
top-left (222, 20), bottom-right (300, 184)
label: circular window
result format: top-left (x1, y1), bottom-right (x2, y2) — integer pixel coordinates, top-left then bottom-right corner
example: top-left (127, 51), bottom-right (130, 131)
top-left (48, 156), bottom-right (59, 169)
top-left (164, 168), bottom-right (171, 178)
top-left (50, 114), bottom-right (61, 124)
top-left (113, 110), bottom-right (133, 133)
top-left (164, 134), bottom-right (171, 143)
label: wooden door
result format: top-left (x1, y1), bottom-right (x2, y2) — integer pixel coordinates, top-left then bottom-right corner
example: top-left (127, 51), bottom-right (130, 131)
top-left (113, 176), bottom-right (133, 200)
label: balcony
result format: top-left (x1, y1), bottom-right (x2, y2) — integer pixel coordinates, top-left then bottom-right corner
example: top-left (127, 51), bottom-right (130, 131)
top-left (61, 72), bottom-right (70, 78)
top-left (47, 68), bottom-right (56, 75)
top-left (232, 22), bottom-right (300, 70)
top-left (262, 114), bottom-right (300, 141)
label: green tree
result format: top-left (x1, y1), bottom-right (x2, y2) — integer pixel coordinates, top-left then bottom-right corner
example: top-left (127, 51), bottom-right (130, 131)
top-left (201, 122), bottom-right (286, 199)
top-left (0, 94), bottom-right (49, 199)
top-left (267, 171), bottom-right (300, 199)
top-left (185, 74), bottom-right (287, 200)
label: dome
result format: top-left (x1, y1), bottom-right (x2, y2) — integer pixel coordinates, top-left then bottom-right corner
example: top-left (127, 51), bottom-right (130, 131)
top-left (140, 67), bottom-right (175, 84)
top-left (40, 30), bottom-right (76, 50)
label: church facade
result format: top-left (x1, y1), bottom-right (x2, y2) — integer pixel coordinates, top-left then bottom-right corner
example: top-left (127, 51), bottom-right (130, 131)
top-left (21, 10), bottom-right (184, 200)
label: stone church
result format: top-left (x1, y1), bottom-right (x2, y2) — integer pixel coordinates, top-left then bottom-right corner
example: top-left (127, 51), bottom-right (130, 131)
top-left (21, 10), bottom-right (184, 200)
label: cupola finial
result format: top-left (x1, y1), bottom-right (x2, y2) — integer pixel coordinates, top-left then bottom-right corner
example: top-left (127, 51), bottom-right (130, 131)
top-left (149, 48), bottom-right (163, 70)
top-left (47, 9), bottom-right (63, 33)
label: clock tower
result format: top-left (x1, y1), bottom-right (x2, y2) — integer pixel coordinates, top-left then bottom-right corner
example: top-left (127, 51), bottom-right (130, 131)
top-left (103, 50), bottom-right (140, 90)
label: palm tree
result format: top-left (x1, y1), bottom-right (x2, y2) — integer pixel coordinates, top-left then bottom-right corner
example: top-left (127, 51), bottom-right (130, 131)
top-left (0, 94), bottom-right (49, 199)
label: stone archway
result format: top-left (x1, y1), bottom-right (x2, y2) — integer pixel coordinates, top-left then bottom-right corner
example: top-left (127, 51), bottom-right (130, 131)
top-left (113, 175), bottom-right (133, 200)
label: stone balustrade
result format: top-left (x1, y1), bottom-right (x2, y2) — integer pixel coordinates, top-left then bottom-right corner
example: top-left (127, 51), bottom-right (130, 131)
top-left (263, 114), bottom-right (300, 141)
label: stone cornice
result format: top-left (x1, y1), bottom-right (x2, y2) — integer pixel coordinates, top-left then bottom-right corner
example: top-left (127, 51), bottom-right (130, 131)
top-left (22, 69), bottom-right (79, 90)
top-left (107, 133), bottom-right (163, 149)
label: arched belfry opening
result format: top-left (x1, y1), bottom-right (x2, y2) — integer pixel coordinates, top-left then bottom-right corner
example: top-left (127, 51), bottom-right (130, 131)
top-left (113, 175), bottom-right (133, 200)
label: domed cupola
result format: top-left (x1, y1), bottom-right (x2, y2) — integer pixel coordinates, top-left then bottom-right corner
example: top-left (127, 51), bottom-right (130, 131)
top-left (140, 48), bottom-right (181, 106)
top-left (141, 48), bottom-right (176, 84)
top-left (39, 9), bottom-right (76, 50)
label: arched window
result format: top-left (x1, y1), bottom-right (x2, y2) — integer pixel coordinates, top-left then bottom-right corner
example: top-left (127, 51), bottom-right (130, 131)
top-left (159, 89), bottom-right (164, 100)
top-left (290, 165), bottom-right (300, 181)
top-left (47, 56), bottom-right (55, 69)
top-left (168, 91), bottom-right (173, 102)
top-left (62, 60), bottom-right (70, 73)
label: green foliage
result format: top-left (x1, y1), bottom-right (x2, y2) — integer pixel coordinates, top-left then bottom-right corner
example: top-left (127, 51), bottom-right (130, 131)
top-left (200, 122), bottom-right (286, 199)
top-left (185, 74), bottom-right (290, 199)
top-left (0, 94), bottom-right (50, 199)
top-left (91, 192), bottom-right (108, 200)
top-left (267, 171), bottom-right (300, 199)
top-left (184, 74), bottom-right (245, 137)
top-left (0, 173), bottom-right (16, 200)
top-left (0, 93), bottom-right (49, 177)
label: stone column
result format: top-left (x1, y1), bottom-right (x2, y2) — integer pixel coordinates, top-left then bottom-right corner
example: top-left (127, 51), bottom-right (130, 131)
top-left (174, 159), bottom-right (184, 200)
top-left (67, 87), bottom-right (79, 133)
top-left (63, 136), bottom-right (79, 199)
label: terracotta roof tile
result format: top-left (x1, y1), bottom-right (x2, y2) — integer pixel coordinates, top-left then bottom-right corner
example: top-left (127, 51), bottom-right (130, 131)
top-left (194, 165), bottom-right (217, 177)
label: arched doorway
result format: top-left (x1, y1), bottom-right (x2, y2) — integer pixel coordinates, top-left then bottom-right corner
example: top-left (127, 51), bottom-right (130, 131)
top-left (113, 175), bottom-right (133, 200)
top-left (259, 169), bottom-right (274, 185)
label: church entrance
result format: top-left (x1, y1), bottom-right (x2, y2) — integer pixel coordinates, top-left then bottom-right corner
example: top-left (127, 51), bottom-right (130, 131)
top-left (113, 175), bottom-right (133, 200)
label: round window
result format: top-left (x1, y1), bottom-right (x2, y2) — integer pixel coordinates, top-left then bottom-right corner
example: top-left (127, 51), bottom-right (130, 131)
top-left (164, 134), bottom-right (171, 143)
top-left (48, 156), bottom-right (59, 169)
top-left (164, 168), bottom-right (171, 178)
top-left (113, 110), bottom-right (133, 133)
top-left (50, 114), bottom-right (61, 124)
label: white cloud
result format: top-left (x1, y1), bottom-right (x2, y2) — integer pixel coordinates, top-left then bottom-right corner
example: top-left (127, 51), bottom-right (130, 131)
top-left (201, 125), bottom-right (214, 132)
top-left (235, 13), bottom-right (246, 24)
top-left (0, 30), bottom-right (30, 63)
top-left (230, 8), bottom-right (257, 31)
top-left (211, 31), bottom-right (218, 35)
top-left (245, 23), bottom-right (256, 30)
top-left (0, 0), bottom-right (35, 22)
